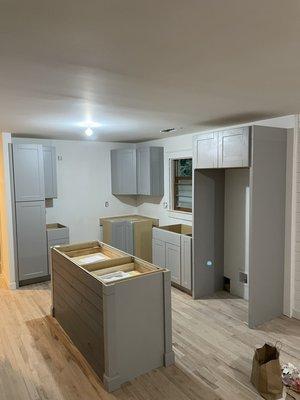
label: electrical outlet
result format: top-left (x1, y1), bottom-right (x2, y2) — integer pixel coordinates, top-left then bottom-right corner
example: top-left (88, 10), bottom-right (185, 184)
top-left (104, 201), bottom-right (109, 208)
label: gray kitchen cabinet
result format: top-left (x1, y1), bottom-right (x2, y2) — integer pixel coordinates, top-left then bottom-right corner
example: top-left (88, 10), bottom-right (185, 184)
top-left (16, 201), bottom-right (48, 282)
top-left (152, 238), bottom-right (165, 268)
top-left (218, 128), bottom-right (250, 168)
top-left (152, 225), bottom-right (192, 290)
top-left (180, 235), bottom-right (192, 290)
top-left (194, 132), bottom-right (218, 169)
top-left (111, 148), bottom-right (137, 195)
top-left (111, 146), bottom-right (164, 196)
top-left (193, 127), bottom-right (250, 169)
top-left (137, 147), bottom-right (164, 196)
top-left (111, 220), bottom-right (134, 255)
top-left (165, 243), bottom-right (181, 285)
top-left (43, 146), bottom-right (57, 198)
top-left (46, 223), bottom-right (69, 274)
top-left (13, 143), bottom-right (45, 201)
top-left (100, 215), bottom-right (158, 262)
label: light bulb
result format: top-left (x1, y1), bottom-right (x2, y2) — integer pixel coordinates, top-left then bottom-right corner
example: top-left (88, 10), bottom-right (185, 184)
top-left (85, 127), bottom-right (93, 136)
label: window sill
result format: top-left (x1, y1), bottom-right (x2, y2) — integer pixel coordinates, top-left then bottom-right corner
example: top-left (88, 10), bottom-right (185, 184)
top-left (168, 209), bottom-right (192, 215)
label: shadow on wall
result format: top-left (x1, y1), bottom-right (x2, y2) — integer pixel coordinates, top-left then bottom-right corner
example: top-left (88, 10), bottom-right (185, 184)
top-left (113, 195), bottom-right (138, 207)
top-left (136, 195), bottom-right (163, 207)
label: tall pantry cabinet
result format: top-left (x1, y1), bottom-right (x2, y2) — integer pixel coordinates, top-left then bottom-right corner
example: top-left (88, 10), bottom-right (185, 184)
top-left (11, 142), bottom-right (57, 285)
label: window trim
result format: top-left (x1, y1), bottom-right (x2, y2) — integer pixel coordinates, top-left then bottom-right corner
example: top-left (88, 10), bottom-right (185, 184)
top-left (170, 157), bottom-right (192, 214)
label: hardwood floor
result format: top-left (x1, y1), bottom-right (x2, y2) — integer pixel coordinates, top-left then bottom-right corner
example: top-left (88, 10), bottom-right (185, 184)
top-left (0, 283), bottom-right (299, 400)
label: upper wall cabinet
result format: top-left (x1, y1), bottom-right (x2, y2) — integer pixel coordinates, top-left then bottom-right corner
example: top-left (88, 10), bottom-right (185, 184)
top-left (194, 132), bottom-right (218, 169)
top-left (13, 143), bottom-right (45, 202)
top-left (111, 147), bottom-right (164, 196)
top-left (194, 127), bottom-right (250, 169)
top-left (43, 146), bottom-right (57, 199)
top-left (111, 148), bottom-right (137, 195)
top-left (137, 147), bottom-right (164, 196)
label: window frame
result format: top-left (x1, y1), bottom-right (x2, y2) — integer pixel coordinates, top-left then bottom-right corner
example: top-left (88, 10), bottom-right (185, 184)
top-left (170, 157), bottom-right (193, 213)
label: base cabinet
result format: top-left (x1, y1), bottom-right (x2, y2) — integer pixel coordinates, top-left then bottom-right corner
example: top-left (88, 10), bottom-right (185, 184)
top-left (152, 226), bottom-right (192, 291)
top-left (165, 243), bottom-right (181, 285)
top-left (100, 215), bottom-right (159, 262)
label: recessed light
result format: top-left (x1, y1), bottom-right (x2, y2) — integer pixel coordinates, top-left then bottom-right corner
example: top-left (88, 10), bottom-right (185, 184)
top-left (85, 127), bottom-right (93, 136)
top-left (160, 128), bottom-right (176, 133)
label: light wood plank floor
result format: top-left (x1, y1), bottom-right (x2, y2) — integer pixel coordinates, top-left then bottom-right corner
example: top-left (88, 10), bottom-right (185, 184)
top-left (0, 283), bottom-right (299, 400)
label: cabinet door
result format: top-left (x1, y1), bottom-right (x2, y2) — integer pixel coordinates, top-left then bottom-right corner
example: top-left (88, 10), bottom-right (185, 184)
top-left (137, 147), bottom-right (151, 195)
top-left (13, 143), bottom-right (45, 201)
top-left (218, 128), bottom-right (250, 168)
top-left (180, 235), bottom-right (192, 290)
top-left (111, 221), bottom-right (134, 255)
top-left (43, 146), bottom-right (57, 198)
top-left (152, 238), bottom-right (165, 267)
top-left (165, 243), bottom-right (181, 284)
top-left (111, 149), bottom-right (137, 195)
top-left (194, 133), bottom-right (218, 169)
top-left (16, 201), bottom-right (47, 282)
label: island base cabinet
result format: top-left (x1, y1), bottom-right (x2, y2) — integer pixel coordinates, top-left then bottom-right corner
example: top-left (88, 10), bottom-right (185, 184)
top-left (51, 242), bottom-right (174, 392)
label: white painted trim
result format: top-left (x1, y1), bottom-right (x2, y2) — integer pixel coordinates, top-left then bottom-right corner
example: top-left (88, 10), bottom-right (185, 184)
top-left (283, 122), bottom-right (297, 317)
top-left (293, 309), bottom-right (300, 320)
top-left (0, 133), bottom-right (16, 288)
top-left (167, 150), bottom-right (193, 219)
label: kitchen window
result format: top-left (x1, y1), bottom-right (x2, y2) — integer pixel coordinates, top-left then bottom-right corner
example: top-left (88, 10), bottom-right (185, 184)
top-left (172, 158), bottom-right (192, 212)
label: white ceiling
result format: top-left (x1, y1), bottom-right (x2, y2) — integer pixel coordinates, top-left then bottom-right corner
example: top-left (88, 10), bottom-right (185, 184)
top-left (1, 0), bottom-right (300, 142)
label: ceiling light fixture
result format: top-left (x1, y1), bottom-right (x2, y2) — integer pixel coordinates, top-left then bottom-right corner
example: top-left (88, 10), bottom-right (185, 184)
top-left (85, 127), bottom-right (93, 136)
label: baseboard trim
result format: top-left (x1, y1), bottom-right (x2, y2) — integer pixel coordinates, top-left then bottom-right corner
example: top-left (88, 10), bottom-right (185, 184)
top-left (293, 309), bottom-right (300, 320)
top-left (8, 281), bottom-right (17, 290)
top-left (0, 273), bottom-right (17, 290)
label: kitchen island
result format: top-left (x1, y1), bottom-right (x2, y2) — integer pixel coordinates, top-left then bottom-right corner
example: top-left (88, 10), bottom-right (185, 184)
top-left (51, 241), bottom-right (174, 392)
